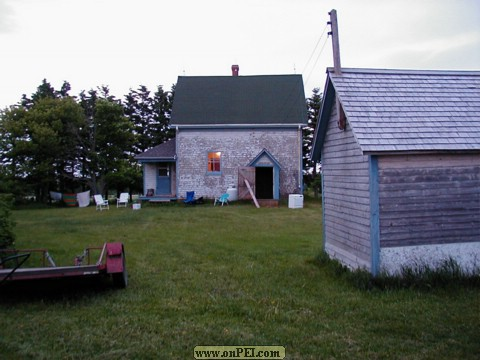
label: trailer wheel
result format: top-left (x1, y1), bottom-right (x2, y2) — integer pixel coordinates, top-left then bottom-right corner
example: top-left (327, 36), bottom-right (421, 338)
top-left (112, 250), bottom-right (128, 288)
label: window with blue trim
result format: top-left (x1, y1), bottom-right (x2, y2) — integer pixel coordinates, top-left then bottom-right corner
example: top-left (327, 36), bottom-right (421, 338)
top-left (208, 152), bottom-right (221, 173)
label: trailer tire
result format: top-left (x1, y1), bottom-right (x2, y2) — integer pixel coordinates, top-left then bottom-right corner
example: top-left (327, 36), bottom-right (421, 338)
top-left (112, 251), bottom-right (128, 288)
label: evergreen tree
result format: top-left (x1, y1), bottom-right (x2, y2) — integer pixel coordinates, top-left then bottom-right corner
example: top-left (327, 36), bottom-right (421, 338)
top-left (124, 84), bottom-right (175, 155)
top-left (78, 89), bottom-right (135, 195)
top-left (124, 85), bottom-right (155, 154)
top-left (21, 79), bottom-right (72, 109)
top-left (152, 84), bottom-right (175, 145)
top-left (303, 87), bottom-right (322, 185)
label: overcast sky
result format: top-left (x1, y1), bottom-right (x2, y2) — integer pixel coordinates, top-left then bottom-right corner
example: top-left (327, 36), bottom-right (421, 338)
top-left (0, 0), bottom-right (479, 108)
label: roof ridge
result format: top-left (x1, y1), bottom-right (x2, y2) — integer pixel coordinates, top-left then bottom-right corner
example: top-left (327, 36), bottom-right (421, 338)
top-left (327, 67), bottom-right (480, 76)
top-left (177, 74), bottom-right (302, 79)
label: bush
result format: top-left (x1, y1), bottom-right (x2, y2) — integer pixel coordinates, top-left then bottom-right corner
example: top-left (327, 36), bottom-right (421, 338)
top-left (0, 193), bottom-right (16, 249)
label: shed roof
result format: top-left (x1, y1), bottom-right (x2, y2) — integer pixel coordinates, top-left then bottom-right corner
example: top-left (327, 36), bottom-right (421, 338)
top-left (312, 68), bottom-right (480, 159)
top-left (135, 138), bottom-right (176, 161)
top-left (170, 75), bottom-right (307, 127)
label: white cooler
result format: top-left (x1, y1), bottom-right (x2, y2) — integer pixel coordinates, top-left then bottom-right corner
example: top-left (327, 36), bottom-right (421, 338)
top-left (288, 194), bottom-right (304, 209)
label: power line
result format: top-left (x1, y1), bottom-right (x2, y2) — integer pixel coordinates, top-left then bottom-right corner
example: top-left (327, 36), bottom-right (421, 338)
top-left (304, 35), bottom-right (329, 87)
top-left (301, 23), bottom-right (328, 75)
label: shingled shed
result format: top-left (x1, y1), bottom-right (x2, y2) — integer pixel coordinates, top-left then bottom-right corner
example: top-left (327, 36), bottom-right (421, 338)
top-left (311, 68), bottom-right (480, 275)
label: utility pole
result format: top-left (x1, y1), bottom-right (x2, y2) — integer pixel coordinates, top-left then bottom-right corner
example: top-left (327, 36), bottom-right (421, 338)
top-left (328, 9), bottom-right (346, 130)
top-left (328, 9), bottom-right (342, 74)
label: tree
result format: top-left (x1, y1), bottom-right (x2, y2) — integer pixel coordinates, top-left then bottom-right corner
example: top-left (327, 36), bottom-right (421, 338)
top-left (124, 84), bottom-right (175, 155)
top-left (303, 88), bottom-right (322, 185)
top-left (21, 79), bottom-right (73, 109)
top-left (78, 91), bottom-right (135, 195)
top-left (0, 105), bottom-right (28, 195)
top-left (152, 84), bottom-right (175, 145)
top-left (124, 85), bottom-right (156, 154)
top-left (0, 96), bottom-right (85, 202)
top-left (104, 160), bottom-right (142, 198)
top-left (303, 88), bottom-right (322, 170)
top-left (1, 81), bottom-right (174, 202)
top-left (0, 194), bottom-right (15, 249)
top-left (0, 79), bottom-right (84, 201)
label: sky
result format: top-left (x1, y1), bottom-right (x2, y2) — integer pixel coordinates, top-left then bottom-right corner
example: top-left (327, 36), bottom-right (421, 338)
top-left (0, 0), bottom-right (479, 108)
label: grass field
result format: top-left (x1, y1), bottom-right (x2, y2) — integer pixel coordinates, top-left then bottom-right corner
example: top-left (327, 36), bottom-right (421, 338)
top-left (0, 199), bottom-right (479, 359)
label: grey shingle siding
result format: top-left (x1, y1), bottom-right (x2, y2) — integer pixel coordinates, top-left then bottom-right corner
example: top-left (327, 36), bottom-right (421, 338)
top-left (176, 128), bottom-right (302, 198)
top-left (313, 68), bottom-right (480, 274)
top-left (321, 97), bottom-right (372, 270)
top-left (378, 154), bottom-right (480, 247)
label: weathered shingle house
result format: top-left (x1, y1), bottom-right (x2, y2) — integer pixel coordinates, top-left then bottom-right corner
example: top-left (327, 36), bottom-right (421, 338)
top-left (136, 68), bottom-right (307, 203)
top-left (311, 68), bottom-right (480, 275)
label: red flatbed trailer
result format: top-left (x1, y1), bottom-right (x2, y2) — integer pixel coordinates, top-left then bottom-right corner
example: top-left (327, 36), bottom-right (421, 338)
top-left (0, 242), bottom-right (127, 289)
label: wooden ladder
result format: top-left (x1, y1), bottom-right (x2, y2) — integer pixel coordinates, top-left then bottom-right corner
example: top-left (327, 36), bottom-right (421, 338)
top-left (244, 179), bottom-right (260, 208)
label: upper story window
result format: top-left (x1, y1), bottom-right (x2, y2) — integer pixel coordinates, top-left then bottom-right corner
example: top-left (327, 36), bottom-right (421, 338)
top-left (208, 151), bottom-right (221, 173)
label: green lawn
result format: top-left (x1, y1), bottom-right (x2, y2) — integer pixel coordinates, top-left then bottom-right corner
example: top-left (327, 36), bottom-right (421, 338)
top-left (0, 200), bottom-right (478, 359)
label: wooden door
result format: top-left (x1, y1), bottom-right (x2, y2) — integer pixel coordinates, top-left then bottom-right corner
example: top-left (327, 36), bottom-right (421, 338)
top-left (156, 164), bottom-right (171, 195)
top-left (238, 167), bottom-right (255, 200)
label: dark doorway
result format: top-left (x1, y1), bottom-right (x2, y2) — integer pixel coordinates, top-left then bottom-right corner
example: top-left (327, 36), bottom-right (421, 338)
top-left (255, 167), bottom-right (273, 199)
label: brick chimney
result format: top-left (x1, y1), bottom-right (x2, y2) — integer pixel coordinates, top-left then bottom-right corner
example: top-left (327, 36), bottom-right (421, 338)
top-left (231, 64), bottom-right (239, 76)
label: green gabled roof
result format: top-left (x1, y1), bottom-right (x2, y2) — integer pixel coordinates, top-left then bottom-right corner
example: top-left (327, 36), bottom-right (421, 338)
top-left (170, 75), bottom-right (307, 127)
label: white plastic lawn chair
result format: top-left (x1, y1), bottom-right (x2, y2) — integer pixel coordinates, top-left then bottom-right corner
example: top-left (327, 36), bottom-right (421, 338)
top-left (116, 193), bottom-right (129, 208)
top-left (94, 194), bottom-right (109, 211)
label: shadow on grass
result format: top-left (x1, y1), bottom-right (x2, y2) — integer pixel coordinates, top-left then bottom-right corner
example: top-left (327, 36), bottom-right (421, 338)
top-left (0, 276), bottom-right (121, 304)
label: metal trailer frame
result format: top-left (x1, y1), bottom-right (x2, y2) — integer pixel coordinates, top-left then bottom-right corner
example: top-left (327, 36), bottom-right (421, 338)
top-left (0, 242), bottom-right (127, 289)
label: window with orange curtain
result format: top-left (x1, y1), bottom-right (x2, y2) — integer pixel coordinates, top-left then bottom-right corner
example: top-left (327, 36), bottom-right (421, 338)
top-left (207, 152), bottom-right (221, 173)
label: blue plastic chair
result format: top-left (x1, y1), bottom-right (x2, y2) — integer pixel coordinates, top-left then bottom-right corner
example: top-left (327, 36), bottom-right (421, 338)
top-left (184, 191), bottom-right (195, 205)
top-left (214, 193), bottom-right (229, 206)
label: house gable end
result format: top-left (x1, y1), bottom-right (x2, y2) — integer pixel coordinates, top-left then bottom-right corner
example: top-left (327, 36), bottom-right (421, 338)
top-left (313, 68), bottom-right (480, 159)
top-left (248, 148), bottom-right (282, 169)
top-left (328, 68), bottom-right (480, 153)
